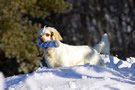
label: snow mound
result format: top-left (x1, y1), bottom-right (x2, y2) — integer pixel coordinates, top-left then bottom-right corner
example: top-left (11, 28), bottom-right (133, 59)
top-left (4, 55), bottom-right (135, 90)
top-left (0, 72), bottom-right (5, 90)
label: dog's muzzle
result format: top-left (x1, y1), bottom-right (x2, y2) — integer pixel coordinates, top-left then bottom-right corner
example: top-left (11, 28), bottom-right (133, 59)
top-left (40, 37), bottom-right (45, 42)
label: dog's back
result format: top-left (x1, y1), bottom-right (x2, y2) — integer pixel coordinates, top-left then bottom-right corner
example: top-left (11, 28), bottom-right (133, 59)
top-left (54, 42), bottom-right (103, 67)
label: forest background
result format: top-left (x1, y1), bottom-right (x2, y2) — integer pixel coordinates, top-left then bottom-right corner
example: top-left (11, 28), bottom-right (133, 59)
top-left (0, 0), bottom-right (135, 76)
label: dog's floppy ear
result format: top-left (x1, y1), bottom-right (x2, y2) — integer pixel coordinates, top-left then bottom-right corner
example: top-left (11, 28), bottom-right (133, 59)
top-left (48, 27), bottom-right (63, 40)
top-left (51, 30), bottom-right (63, 40)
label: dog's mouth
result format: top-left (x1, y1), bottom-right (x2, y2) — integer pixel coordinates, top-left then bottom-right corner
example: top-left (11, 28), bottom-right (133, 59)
top-left (45, 47), bottom-right (48, 49)
top-left (40, 37), bottom-right (46, 42)
top-left (38, 40), bottom-right (57, 49)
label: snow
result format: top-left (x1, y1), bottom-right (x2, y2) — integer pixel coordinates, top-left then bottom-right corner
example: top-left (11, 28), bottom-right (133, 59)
top-left (0, 72), bottom-right (5, 90)
top-left (3, 55), bottom-right (135, 90)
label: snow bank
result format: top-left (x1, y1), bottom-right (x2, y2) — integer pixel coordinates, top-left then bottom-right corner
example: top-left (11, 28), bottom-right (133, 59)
top-left (0, 72), bottom-right (4, 90)
top-left (4, 55), bottom-right (135, 90)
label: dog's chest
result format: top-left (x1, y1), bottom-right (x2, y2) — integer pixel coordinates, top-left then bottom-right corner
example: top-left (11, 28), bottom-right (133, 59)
top-left (45, 48), bottom-right (55, 59)
top-left (44, 48), bottom-right (60, 67)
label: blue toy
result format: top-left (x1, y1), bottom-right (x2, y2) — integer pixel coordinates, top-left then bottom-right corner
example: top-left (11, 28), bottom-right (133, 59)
top-left (37, 40), bottom-right (59, 48)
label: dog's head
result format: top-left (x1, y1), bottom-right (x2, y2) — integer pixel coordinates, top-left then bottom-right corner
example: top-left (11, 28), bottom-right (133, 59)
top-left (38, 26), bottom-right (63, 42)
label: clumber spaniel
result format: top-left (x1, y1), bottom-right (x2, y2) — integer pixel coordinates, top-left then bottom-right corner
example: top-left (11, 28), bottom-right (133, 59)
top-left (37, 26), bottom-right (110, 68)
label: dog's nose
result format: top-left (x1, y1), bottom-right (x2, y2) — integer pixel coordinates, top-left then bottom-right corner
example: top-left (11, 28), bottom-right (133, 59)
top-left (40, 37), bottom-right (45, 42)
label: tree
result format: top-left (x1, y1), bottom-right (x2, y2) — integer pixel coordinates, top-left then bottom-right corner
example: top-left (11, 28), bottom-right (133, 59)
top-left (0, 0), bottom-right (72, 76)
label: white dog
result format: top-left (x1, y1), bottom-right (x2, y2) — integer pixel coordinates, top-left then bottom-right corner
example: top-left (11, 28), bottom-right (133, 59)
top-left (37, 26), bottom-right (110, 68)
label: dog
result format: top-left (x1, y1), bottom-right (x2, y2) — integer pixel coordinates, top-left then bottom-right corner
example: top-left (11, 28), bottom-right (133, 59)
top-left (37, 26), bottom-right (110, 68)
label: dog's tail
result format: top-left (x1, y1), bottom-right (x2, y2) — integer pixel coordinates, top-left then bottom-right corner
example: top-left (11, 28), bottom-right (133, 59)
top-left (93, 33), bottom-right (110, 55)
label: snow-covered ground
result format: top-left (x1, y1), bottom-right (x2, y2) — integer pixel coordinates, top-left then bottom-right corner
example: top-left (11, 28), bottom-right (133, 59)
top-left (2, 55), bottom-right (135, 90)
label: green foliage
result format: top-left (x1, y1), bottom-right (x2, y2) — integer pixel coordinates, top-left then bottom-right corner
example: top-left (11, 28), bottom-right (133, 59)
top-left (37, 0), bottom-right (72, 13)
top-left (0, 0), bottom-right (72, 76)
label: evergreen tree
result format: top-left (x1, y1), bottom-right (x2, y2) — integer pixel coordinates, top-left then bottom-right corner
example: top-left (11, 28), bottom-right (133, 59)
top-left (0, 0), bottom-right (72, 76)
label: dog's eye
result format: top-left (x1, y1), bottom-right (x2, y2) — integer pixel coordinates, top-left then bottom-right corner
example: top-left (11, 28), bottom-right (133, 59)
top-left (46, 33), bottom-right (50, 37)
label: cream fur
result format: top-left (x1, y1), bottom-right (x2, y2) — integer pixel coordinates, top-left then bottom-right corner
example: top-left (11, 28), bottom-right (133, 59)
top-left (37, 26), bottom-right (110, 68)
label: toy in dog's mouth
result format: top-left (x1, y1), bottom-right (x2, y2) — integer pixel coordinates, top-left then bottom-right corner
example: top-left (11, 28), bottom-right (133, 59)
top-left (37, 40), bottom-right (59, 48)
